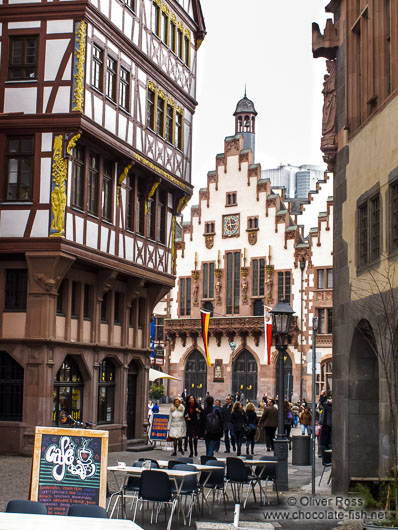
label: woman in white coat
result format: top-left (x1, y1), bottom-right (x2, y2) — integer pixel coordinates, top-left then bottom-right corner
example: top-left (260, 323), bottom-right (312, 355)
top-left (169, 397), bottom-right (186, 456)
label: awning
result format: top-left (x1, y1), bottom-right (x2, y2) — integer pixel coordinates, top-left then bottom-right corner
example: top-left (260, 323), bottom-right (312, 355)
top-left (149, 368), bottom-right (181, 382)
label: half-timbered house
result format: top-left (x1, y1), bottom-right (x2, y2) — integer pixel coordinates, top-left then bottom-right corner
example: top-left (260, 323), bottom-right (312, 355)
top-left (0, 0), bottom-right (205, 454)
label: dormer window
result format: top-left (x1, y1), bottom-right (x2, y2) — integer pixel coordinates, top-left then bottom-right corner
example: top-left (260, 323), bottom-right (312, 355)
top-left (205, 221), bottom-right (215, 234)
top-left (248, 216), bottom-right (258, 230)
top-left (226, 192), bottom-right (237, 206)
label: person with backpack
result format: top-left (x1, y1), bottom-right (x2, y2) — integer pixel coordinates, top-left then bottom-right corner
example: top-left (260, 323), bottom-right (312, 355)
top-left (231, 401), bottom-right (248, 456)
top-left (200, 395), bottom-right (223, 457)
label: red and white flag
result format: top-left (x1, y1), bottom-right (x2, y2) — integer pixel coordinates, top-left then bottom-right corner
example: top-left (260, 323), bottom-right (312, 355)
top-left (264, 305), bottom-right (272, 364)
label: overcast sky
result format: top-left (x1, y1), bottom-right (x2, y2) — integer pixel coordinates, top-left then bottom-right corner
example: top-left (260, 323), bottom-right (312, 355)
top-left (190, 0), bottom-right (330, 196)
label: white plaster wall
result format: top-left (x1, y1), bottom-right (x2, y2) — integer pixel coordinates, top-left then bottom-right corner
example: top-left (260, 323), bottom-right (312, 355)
top-left (44, 39), bottom-right (69, 81)
top-left (4, 87), bottom-right (37, 114)
top-left (0, 210), bottom-right (29, 237)
top-left (47, 19), bottom-right (73, 33)
top-left (40, 158), bottom-right (51, 203)
top-left (31, 210), bottom-right (49, 237)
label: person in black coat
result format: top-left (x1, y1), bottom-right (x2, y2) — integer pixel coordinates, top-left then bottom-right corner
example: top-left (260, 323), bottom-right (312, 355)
top-left (259, 399), bottom-right (278, 451)
top-left (319, 392), bottom-right (332, 450)
top-left (245, 402), bottom-right (258, 455)
top-left (200, 395), bottom-right (223, 457)
top-left (231, 401), bottom-right (248, 456)
top-left (221, 395), bottom-right (236, 453)
top-left (184, 395), bottom-right (201, 457)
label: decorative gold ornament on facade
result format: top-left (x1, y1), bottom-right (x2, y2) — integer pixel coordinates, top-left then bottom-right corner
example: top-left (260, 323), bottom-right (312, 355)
top-left (72, 21), bottom-right (87, 112)
top-left (248, 230), bottom-right (257, 245)
top-left (191, 270), bottom-right (199, 306)
top-left (265, 264), bottom-right (274, 304)
top-left (50, 135), bottom-right (68, 237)
top-left (116, 163), bottom-right (132, 206)
top-left (215, 268), bottom-right (222, 305)
top-left (66, 133), bottom-right (81, 155)
top-left (161, 3), bottom-right (169, 15)
top-left (132, 152), bottom-right (186, 190)
top-left (145, 181), bottom-right (160, 214)
top-left (205, 235), bottom-right (214, 249)
top-left (240, 266), bottom-right (249, 304)
top-left (148, 80), bottom-right (156, 92)
top-left (177, 195), bottom-right (189, 213)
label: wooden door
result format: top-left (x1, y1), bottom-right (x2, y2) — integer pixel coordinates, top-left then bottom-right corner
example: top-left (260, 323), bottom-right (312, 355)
top-left (232, 350), bottom-right (258, 402)
top-left (185, 350), bottom-right (207, 400)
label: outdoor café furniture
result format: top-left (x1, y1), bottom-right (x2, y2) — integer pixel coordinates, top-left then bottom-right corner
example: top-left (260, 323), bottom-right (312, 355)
top-left (132, 470), bottom-right (177, 530)
top-left (201, 460), bottom-right (227, 514)
top-left (0, 512), bottom-right (143, 530)
top-left (5, 500), bottom-right (47, 515)
top-left (319, 448), bottom-right (332, 486)
top-left (67, 504), bottom-right (108, 518)
top-left (171, 464), bottom-right (200, 526)
top-left (253, 456), bottom-right (280, 505)
top-left (226, 457), bottom-right (258, 508)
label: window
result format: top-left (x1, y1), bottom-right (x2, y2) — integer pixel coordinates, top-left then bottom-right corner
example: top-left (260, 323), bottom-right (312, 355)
top-left (57, 279), bottom-right (67, 315)
top-left (119, 67), bottom-right (130, 110)
top-left (165, 102), bottom-right (174, 143)
top-left (5, 270), bottom-right (27, 311)
top-left (88, 153), bottom-right (99, 215)
top-left (8, 36), bottom-right (38, 80)
top-left (71, 145), bottom-right (85, 209)
top-left (177, 27), bottom-right (183, 60)
top-left (390, 180), bottom-right (398, 251)
top-left (101, 291), bottom-right (110, 323)
top-left (170, 18), bottom-right (177, 52)
top-left (92, 45), bottom-right (104, 91)
top-left (0, 352), bottom-right (24, 421)
top-left (316, 359), bottom-right (332, 396)
top-left (358, 194), bottom-right (381, 266)
top-left (317, 268), bottom-right (333, 289)
top-left (278, 271), bottom-right (291, 303)
top-left (203, 263), bottom-right (215, 299)
top-left (184, 33), bottom-right (190, 67)
top-left (6, 137), bottom-right (34, 201)
top-left (153, 1), bottom-right (161, 37)
top-left (205, 222), bottom-right (215, 234)
top-left (83, 284), bottom-right (92, 319)
top-left (226, 192), bottom-right (237, 206)
top-left (125, 0), bottom-right (135, 10)
top-left (226, 252), bottom-right (240, 314)
top-left (155, 317), bottom-right (164, 341)
top-left (156, 93), bottom-right (165, 136)
top-left (105, 56), bottom-right (116, 100)
top-left (71, 281), bottom-right (79, 318)
top-left (158, 190), bottom-right (166, 244)
top-left (138, 297), bottom-right (145, 328)
top-left (114, 292), bottom-right (122, 324)
top-left (147, 86), bottom-right (156, 130)
top-left (248, 217), bottom-right (258, 229)
top-left (317, 308), bottom-right (333, 334)
top-left (161, 10), bottom-right (169, 44)
top-left (126, 173), bottom-right (135, 231)
top-left (148, 195), bottom-right (156, 240)
top-left (252, 259), bottom-right (265, 297)
top-left (136, 182), bottom-right (145, 235)
top-left (180, 277), bottom-right (191, 316)
top-left (129, 299), bottom-right (137, 327)
top-left (176, 109), bottom-right (183, 151)
top-left (53, 356), bottom-right (83, 426)
top-left (102, 160), bottom-right (113, 221)
top-left (98, 359), bottom-right (115, 424)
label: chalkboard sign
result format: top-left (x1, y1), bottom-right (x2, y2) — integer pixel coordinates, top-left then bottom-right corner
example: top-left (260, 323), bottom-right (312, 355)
top-left (149, 413), bottom-right (169, 441)
top-left (30, 426), bottom-right (108, 515)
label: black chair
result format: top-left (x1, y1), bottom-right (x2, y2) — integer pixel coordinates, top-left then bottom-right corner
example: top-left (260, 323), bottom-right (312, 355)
top-left (6, 500), bottom-right (47, 515)
top-left (132, 470), bottom-right (177, 530)
top-left (168, 460), bottom-right (180, 469)
top-left (226, 457), bottom-right (257, 508)
top-left (202, 460), bottom-right (227, 514)
top-left (176, 456), bottom-right (194, 464)
top-left (67, 504), bottom-right (107, 518)
top-left (201, 455), bottom-right (217, 465)
top-left (172, 463), bottom-right (199, 525)
top-left (254, 456), bottom-right (279, 504)
top-left (319, 449), bottom-right (332, 486)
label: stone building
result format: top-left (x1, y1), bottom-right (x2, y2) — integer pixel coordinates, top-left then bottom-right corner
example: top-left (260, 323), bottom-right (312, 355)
top-left (161, 95), bottom-right (333, 403)
top-left (313, 0), bottom-right (398, 492)
top-left (0, 0), bottom-right (205, 454)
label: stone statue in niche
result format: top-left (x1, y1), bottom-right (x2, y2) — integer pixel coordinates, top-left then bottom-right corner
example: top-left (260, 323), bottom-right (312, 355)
top-left (321, 59), bottom-right (337, 170)
top-left (241, 279), bottom-right (248, 303)
top-left (193, 282), bottom-right (199, 305)
top-left (215, 280), bottom-right (222, 305)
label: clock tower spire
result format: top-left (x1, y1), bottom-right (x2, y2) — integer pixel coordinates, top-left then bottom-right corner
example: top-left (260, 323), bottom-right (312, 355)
top-left (233, 90), bottom-right (257, 160)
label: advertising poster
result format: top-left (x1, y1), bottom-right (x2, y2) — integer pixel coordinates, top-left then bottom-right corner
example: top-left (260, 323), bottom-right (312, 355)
top-left (30, 426), bottom-right (108, 515)
top-left (149, 413), bottom-right (169, 441)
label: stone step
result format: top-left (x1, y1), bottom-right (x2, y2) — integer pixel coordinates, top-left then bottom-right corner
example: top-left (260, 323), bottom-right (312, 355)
top-left (127, 438), bottom-right (146, 446)
top-left (126, 444), bottom-right (154, 452)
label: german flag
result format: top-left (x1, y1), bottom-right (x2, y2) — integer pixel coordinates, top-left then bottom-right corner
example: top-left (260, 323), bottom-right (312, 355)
top-left (200, 309), bottom-right (211, 366)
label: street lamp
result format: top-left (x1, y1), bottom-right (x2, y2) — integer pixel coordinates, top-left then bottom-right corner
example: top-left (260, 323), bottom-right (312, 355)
top-left (271, 299), bottom-right (295, 491)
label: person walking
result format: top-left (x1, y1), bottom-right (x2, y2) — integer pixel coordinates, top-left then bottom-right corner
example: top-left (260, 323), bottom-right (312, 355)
top-left (319, 392), bottom-right (332, 450)
top-left (284, 400), bottom-right (293, 449)
top-left (200, 395), bottom-right (223, 457)
top-left (221, 395), bottom-right (236, 453)
top-left (299, 406), bottom-right (312, 435)
top-left (184, 395), bottom-right (201, 457)
top-left (168, 398), bottom-right (186, 456)
top-left (291, 402), bottom-right (301, 428)
top-left (231, 401), bottom-right (247, 456)
top-left (259, 399), bottom-right (278, 452)
top-left (245, 402), bottom-right (258, 455)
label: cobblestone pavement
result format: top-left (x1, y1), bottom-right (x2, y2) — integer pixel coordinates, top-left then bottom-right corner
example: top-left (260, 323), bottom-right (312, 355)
top-left (0, 425), bottom-right (347, 529)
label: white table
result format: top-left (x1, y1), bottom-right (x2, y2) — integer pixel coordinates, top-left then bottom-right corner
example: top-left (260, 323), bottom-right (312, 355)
top-left (0, 512), bottom-right (143, 530)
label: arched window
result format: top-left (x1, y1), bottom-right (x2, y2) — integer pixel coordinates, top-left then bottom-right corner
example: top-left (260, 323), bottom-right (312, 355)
top-left (0, 352), bottom-right (23, 421)
top-left (237, 116), bottom-right (242, 132)
top-left (53, 356), bottom-right (83, 426)
top-left (98, 359), bottom-right (115, 424)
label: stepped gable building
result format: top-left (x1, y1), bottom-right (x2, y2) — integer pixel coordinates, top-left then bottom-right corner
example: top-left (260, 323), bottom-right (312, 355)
top-left (0, 0), bottom-right (205, 454)
top-left (163, 95), bottom-right (333, 403)
top-left (314, 1), bottom-right (398, 493)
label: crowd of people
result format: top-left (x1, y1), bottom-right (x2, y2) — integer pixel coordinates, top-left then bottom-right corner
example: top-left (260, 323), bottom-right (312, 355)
top-left (148, 389), bottom-right (332, 458)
